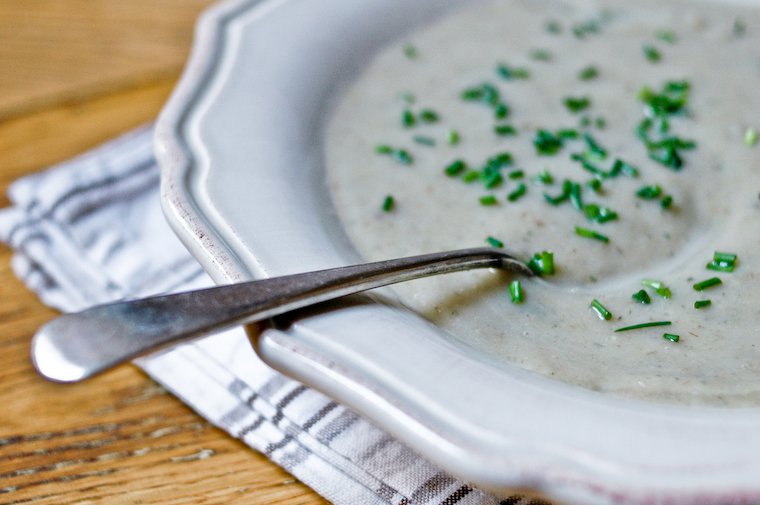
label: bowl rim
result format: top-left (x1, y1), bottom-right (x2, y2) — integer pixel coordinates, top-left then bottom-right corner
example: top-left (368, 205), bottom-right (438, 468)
top-left (154, 0), bottom-right (760, 503)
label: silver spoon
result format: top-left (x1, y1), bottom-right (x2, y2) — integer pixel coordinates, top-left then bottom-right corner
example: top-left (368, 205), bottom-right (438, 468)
top-left (31, 247), bottom-right (532, 383)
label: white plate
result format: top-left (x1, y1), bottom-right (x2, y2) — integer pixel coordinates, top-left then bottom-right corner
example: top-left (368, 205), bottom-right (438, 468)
top-left (155, 1), bottom-right (760, 503)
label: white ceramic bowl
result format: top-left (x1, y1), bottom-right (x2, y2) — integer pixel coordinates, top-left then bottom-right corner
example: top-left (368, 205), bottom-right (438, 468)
top-left (155, 1), bottom-right (760, 503)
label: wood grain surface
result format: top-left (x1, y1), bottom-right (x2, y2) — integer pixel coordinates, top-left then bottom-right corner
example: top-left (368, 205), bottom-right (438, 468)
top-left (0, 2), bottom-right (327, 503)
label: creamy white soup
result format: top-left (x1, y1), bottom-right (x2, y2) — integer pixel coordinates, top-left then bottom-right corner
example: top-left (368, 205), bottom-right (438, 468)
top-left (326, 0), bottom-right (760, 406)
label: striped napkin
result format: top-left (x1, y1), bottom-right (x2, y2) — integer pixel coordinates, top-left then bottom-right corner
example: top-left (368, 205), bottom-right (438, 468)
top-left (0, 126), bottom-right (555, 505)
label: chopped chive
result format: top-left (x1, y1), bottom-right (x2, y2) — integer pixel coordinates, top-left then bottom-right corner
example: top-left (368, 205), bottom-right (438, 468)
top-left (419, 109), bottom-right (439, 123)
top-left (403, 43), bottom-right (417, 59)
top-left (578, 65), bottom-right (599, 81)
top-left (497, 64), bottom-right (531, 80)
top-left (413, 135), bottom-right (436, 146)
top-left (694, 299), bottom-right (712, 309)
top-left (402, 109), bottom-right (416, 128)
top-left (479, 195), bottom-right (499, 206)
top-left (448, 129), bottom-right (461, 146)
top-left (392, 149), bottom-right (414, 165)
top-left (486, 236), bottom-right (504, 248)
top-left (507, 183), bottom-right (528, 202)
top-left (693, 277), bottom-right (722, 291)
top-left (595, 117), bottom-right (607, 129)
top-left (575, 226), bottom-right (609, 243)
top-left (546, 20), bottom-right (562, 34)
top-left (382, 195), bottom-right (395, 212)
top-left (632, 289), bottom-right (651, 304)
top-left (610, 159), bottom-right (640, 178)
top-left (614, 321), bottom-right (671, 332)
top-left (571, 153), bottom-right (607, 178)
top-left (656, 29), bottom-right (677, 43)
top-left (508, 169), bottom-right (525, 180)
top-left (556, 128), bottom-right (580, 139)
top-left (636, 184), bottom-right (662, 199)
top-left (587, 178), bottom-right (603, 193)
top-left (663, 333), bottom-right (680, 342)
top-left (509, 280), bottom-right (524, 304)
top-left (660, 195), bottom-right (674, 209)
top-left (583, 133), bottom-right (607, 159)
top-left (534, 169), bottom-right (554, 185)
top-left (530, 48), bottom-right (553, 61)
top-left (643, 45), bottom-right (662, 62)
top-left (563, 96), bottom-right (591, 113)
top-left (376, 145), bottom-right (414, 165)
top-left (745, 127), bottom-right (759, 146)
top-left (494, 124), bottom-right (518, 136)
top-left (590, 299), bottom-right (613, 320)
top-left (493, 102), bottom-right (510, 119)
top-left (641, 279), bottom-right (672, 299)
top-left (527, 250), bottom-right (555, 276)
top-left (707, 251), bottom-right (738, 272)
top-left (583, 204), bottom-right (618, 223)
top-left (462, 87), bottom-right (485, 101)
top-left (543, 179), bottom-right (572, 205)
top-left (569, 182), bottom-right (584, 210)
top-left (463, 170), bottom-right (481, 183)
top-left (482, 171), bottom-right (503, 189)
top-left (533, 129), bottom-right (564, 155)
top-left (572, 20), bottom-right (601, 39)
top-left (444, 159), bottom-right (467, 177)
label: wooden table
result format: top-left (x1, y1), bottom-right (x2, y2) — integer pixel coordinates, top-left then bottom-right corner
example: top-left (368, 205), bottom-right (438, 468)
top-left (0, 3), bottom-right (326, 503)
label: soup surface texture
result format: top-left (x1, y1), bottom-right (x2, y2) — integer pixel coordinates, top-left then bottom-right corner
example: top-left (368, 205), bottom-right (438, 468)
top-left (326, 0), bottom-right (760, 406)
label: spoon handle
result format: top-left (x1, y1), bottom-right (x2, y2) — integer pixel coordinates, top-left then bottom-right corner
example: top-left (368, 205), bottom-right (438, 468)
top-left (32, 247), bottom-right (530, 383)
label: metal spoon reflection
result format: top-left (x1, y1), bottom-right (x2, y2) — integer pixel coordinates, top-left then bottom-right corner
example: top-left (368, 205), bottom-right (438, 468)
top-left (31, 247), bottom-right (532, 383)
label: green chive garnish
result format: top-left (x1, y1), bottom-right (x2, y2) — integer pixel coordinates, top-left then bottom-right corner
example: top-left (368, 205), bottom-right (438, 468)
top-left (530, 49), bottom-right (552, 61)
top-left (694, 299), bottom-right (712, 309)
top-left (403, 43), bottom-right (417, 59)
top-left (583, 204), bottom-right (618, 223)
top-left (463, 170), bottom-right (480, 183)
top-left (641, 279), bottom-right (672, 299)
top-left (493, 103), bottom-right (510, 120)
top-left (745, 127), bottom-right (759, 147)
top-left (583, 133), bottom-right (607, 159)
top-left (508, 169), bottom-right (525, 180)
top-left (527, 251), bottom-right (555, 276)
top-left (533, 129), bottom-right (564, 155)
top-left (382, 195), bottom-right (395, 212)
top-left (569, 182), bottom-right (584, 210)
top-left (575, 226), bottom-right (609, 243)
top-left (614, 321), bottom-right (671, 332)
top-left (590, 299), bottom-right (612, 320)
top-left (392, 149), bottom-right (414, 165)
top-left (610, 159), bottom-right (640, 178)
top-left (419, 109), bottom-right (439, 123)
top-left (643, 45), bottom-right (662, 62)
top-left (444, 159), bottom-right (467, 177)
top-left (636, 184), bottom-right (662, 199)
top-left (402, 109), bottom-right (416, 128)
top-left (494, 124), bottom-right (518, 136)
top-left (509, 280), bottom-right (524, 304)
top-left (663, 333), bottom-right (680, 342)
top-left (693, 277), bottom-right (722, 291)
top-left (413, 135), bottom-right (436, 146)
top-left (376, 145), bottom-right (413, 165)
top-left (578, 65), bottom-right (599, 81)
top-left (543, 180), bottom-right (572, 206)
top-left (486, 236), bottom-right (504, 248)
top-left (534, 169), bottom-right (554, 185)
top-left (660, 195), bottom-right (674, 209)
top-left (448, 129), bottom-right (461, 146)
top-left (656, 29), bottom-right (677, 43)
top-left (707, 251), bottom-right (738, 272)
top-left (497, 64), bottom-right (530, 80)
top-left (563, 96), bottom-right (591, 114)
top-left (546, 20), bottom-right (562, 34)
top-left (479, 195), bottom-right (498, 206)
top-left (507, 183), bottom-right (528, 202)
top-left (632, 289), bottom-right (651, 304)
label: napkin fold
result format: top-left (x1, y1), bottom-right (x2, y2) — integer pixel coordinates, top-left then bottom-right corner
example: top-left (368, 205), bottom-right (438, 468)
top-left (0, 126), bottom-right (549, 505)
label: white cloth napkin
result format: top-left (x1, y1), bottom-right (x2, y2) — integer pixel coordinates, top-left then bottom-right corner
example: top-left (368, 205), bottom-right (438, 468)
top-left (0, 126), bottom-right (553, 505)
